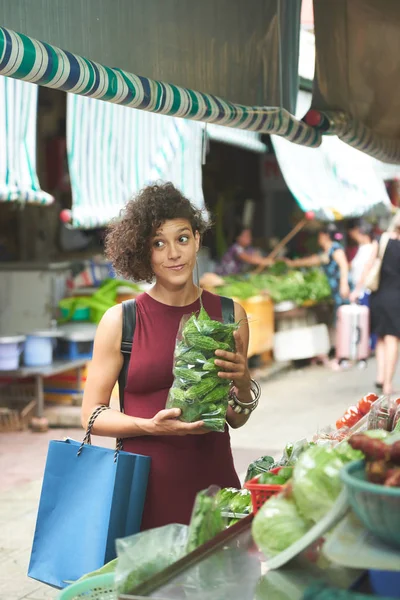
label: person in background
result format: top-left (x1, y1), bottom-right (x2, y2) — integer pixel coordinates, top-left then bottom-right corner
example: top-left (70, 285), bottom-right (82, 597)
top-left (351, 211), bottom-right (400, 394)
top-left (285, 223), bottom-right (350, 369)
top-left (285, 223), bottom-right (350, 314)
top-left (348, 221), bottom-right (377, 304)
top-left (215, 224), bottom-right (273, 276)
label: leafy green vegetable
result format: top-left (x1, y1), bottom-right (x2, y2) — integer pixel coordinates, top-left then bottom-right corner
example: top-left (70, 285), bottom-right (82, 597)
top-left (186, 487), bottom-right (225, 553)
top-left (279, 467), bottom-right (293, 481)
top-left (245, 455), bottom-right (275, 481)
top-left (258, 473), bottom-right (287, 485)
top-left (292, 446), bottom-right (348, 523)
top-left (252, 496), bottom-right (310, 556)
top-left (216, 487), bottom-right (252, 515)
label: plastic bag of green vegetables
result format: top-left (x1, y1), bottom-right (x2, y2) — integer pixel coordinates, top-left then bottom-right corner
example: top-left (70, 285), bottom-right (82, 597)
top-left (186, 485), bottom-right (226, 553)
top-left (166, 306), bottom-right (239, 432)
top-left (245, 455), bottom-right (275, 482)
top-left (115, 524), bottom-right (188, 595)
top-left (216, 487), bottom-right (252, 515)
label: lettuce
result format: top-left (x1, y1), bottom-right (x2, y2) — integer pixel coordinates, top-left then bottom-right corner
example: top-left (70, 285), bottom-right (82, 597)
top-left (292, 446), bottom-right (346, 523)
top-left (252, 496), bottom-right (310, 556)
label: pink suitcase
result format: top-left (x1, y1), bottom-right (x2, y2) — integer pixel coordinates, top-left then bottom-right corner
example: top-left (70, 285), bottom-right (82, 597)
top-left (336, 304), bottom-right (370, 361)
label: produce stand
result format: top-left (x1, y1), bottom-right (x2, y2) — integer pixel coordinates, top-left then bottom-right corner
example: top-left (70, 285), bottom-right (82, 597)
top-left (0, 358), bottom-right (88, 420)
top-left (118, 516), bottom-right (365, 599)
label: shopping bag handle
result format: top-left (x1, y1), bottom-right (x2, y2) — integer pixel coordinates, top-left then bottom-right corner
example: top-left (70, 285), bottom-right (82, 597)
top-left (77, 405), bottom-right (122, 462)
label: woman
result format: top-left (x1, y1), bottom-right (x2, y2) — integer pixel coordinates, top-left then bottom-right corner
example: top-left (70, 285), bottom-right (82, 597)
top-left (285, 223), bottom-right (350, 313)
top-left (216, 224), bottom-right (273, 276)
top-left (352, 212), bottom-right (400, 394)
top-left (348, 222), bottom-right (376, 303)
top-left (81, 183), bottom-right (257, 530)
top-left (285, 224), bottom-right (350, 368)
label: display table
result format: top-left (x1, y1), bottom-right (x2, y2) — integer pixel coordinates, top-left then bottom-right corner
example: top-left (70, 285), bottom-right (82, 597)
top-left (120, 516), bottom-right (366, 600)
top-left (0, 358), bottom-right (88, 419)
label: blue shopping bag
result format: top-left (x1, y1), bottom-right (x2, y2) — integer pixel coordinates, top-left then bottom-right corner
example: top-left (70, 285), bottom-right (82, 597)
top-left (28, 414), bottom-right (150, 589)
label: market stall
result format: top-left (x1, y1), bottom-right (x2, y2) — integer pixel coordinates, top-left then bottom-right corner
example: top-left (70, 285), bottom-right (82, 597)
top-left (57, 393), bottom-right (400, 600)
top-left (212, 263), bottom-right (333, 363)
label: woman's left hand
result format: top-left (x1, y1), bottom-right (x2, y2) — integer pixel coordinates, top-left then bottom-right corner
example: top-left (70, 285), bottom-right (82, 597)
top-left (214, 330), bottom-right (251, 392)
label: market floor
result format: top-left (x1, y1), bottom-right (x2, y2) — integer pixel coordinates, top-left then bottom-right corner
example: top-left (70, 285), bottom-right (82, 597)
top-left (1, 357), bottom-right (398, 600)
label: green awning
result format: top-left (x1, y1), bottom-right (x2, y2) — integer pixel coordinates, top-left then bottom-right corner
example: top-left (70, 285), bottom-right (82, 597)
top-left (0, 75), bottom-right (53, 204)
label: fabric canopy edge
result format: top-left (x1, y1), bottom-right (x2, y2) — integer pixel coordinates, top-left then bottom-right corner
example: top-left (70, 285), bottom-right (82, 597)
top-left (305, 109), bottom-right (400, 165)
top-left (0, 26), bottom-right (322, 149)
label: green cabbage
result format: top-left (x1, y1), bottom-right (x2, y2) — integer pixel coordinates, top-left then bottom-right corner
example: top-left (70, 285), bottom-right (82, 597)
top-left (252, 496), bottom-right (310, 556)
top-left (292, 446), bottom-right (346, 523)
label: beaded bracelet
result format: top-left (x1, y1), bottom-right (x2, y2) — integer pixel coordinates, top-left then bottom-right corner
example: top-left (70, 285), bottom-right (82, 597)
top-left (228, 379), bottom-right (261, 415)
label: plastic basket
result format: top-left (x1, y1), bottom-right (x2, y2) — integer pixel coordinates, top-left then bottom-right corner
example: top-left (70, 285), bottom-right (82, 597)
top-left (244, 467), bottom-right (292, 514)
top-left (341, 460), bottom-right (400, 549)
top-left (58, 573), bottom-right (115, 599)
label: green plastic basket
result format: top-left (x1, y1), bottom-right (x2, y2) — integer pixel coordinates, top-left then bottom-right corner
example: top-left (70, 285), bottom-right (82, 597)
top-left (341, 460), bottom-right (400, 549)
top-left (58, 574), bottom-right (116, 599)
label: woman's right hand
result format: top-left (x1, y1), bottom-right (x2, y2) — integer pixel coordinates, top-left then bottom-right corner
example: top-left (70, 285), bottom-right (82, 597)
top-left (149, 408), bottom-right (209, 436)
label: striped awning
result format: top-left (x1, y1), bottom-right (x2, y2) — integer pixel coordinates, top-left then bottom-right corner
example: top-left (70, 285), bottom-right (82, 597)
top-left (0, 75), bottom-right (53, 204)
top-left (204, 123), bottom-right (267, 153)
top-left (67, 93), bottom-right (205, 229)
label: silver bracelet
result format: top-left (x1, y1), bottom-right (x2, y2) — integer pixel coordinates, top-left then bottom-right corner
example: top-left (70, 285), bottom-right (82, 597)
top-left (228, 379), bottom-right (260, 415)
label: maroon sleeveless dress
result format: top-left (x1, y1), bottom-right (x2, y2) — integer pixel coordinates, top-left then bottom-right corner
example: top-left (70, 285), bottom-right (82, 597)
top-left (122, 290), bottom-right (240, 530)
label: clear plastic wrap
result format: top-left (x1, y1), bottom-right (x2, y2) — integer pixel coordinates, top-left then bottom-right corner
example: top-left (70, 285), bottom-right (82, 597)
top-left (367, 395), bottom-right (396, 431)
top-left (166, 306), bottom-right (238, 432)
top-left (245, 456), bottom-right (275, 482)
top-left (186, 485), bottom-right (226, 553)
top-left (115, 524), bottom-right (188, 595)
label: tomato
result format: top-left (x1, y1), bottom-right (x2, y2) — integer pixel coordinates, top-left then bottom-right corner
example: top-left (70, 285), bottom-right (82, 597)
top-left (336, 417), bottom-right (347, 430)
top-left (395, 397), bottom-right (400, 406)
top-left (339, 406), bottom-right (361, 429)
top-left (358, 393), bottom-right (379, 415)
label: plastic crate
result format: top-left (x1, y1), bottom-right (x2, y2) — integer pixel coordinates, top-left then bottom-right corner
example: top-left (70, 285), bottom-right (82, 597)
top-left (56, 339), bottom-right (93, 360)
top-left (244, 467), bottom-right (292, 514)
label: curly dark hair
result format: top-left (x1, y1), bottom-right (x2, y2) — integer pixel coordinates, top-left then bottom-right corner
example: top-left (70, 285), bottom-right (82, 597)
top-left (105, 183), bottom-right (209, 282)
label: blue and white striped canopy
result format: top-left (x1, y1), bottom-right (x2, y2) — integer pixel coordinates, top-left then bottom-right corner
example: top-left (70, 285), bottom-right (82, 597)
top-left (0, 75), bottom-right (53, 204)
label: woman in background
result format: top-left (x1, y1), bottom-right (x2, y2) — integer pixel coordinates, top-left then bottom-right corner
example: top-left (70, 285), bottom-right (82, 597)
top-left (352, 212), bottom-right (400, 394)
top-left (215, 224), bottom-right (273, 276)
top-left (349, 222), bottom-right (377, 304)
top-left (286, 223), bottom-right (350, 315)
top-left (285, 223), bottom-right (350, 369)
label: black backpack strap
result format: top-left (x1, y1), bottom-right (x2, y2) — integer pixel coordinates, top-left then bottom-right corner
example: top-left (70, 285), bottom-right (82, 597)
top-left (118, 299), bottom-right (137, 413)
top-left (220, 295), bottom-right (235, 324)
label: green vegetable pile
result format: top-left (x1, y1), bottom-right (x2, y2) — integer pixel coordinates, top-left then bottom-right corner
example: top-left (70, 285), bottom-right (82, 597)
top-left (166, 306), bottom-right (238, 432)
top-left (216, 264), bottom-right (331, 306)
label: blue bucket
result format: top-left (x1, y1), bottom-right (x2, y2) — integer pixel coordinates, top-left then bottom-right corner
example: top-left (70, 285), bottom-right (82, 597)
top-left (0, 336), bottom-right (25, 370)
top-left (24, 333), bottom-right (57, 367)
